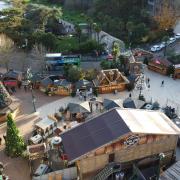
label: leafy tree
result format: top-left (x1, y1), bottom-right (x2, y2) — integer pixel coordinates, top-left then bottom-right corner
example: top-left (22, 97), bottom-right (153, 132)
top-left (67, 66), bottom-right (82, 83)
top-left (112, 41), bottom-right (120, 60)
top-left (5, 114), bottom-right (26, 157)
top-left (25, 4), bottom-right (62, 31)
top-left (32, 31), bottom-right (59, 50)
top-left (84, 69), bottom-right (97, 81)
top-left (100, 60), bottom-right (112, 70)
top-left (93, 23), bottom-right (101, 44)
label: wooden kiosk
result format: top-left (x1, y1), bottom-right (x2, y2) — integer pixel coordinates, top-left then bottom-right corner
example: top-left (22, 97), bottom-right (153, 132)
top-left (93, 69), bottom-right (129, 94)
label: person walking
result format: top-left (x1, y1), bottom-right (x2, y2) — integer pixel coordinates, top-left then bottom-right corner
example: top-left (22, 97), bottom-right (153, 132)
top-left (161, 80), bottom-right (164, 87)
top-left (147, 78), bottom-right (150, 84)
top-left (129, 93), bottom-right (132, 98)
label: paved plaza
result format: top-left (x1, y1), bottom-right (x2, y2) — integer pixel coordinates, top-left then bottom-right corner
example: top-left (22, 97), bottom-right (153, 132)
top-left (0, 67), bottom-right (180, 180)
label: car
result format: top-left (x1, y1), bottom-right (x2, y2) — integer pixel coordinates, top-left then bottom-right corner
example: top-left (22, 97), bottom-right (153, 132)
top-left (150, 45), bottom-right (161, 52)
top-left (174, 33), bottom-right (180, 39)
top-left (159, 43), bottom-right (165, 49)
top-left (168, 37), bottom-right (176, 44)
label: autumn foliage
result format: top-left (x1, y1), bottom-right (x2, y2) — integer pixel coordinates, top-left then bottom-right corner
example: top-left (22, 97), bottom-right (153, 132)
top-left (154, 1), bottom-right (177, 30)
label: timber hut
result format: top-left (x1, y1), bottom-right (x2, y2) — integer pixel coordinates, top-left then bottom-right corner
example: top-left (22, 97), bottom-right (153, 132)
top-left (93, 69), bottom-right (129, 94)
top-left (148, 58), bottom-right (172, 75)
top-left (3, 69), bottom-right (22, 88)
top-left (59, 108), bottom-right (180, 180)
top-left (174, 64), bottom-right (180, 79)
top-left (40, 76), bottom-right (72, 96)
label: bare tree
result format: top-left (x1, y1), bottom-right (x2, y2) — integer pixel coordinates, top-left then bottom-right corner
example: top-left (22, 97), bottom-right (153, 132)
top-left (0, 34), bottom-right (15, 71)
top-left (32, 43), bottom-right (47, 73)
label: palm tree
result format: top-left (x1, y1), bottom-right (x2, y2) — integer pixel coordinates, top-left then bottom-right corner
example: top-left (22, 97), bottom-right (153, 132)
top-left (93, 24), bottom-right (101, 44)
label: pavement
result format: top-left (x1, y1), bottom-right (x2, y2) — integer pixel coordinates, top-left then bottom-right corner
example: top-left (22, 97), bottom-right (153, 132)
top-left (0, 67), bottom-right (180, 179)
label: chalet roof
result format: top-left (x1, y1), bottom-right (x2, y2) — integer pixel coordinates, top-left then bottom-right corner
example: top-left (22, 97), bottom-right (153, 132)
top-left (60, 108), bottom-right (180, 163)
top-left (160, 161), bottom-right (180, 180)
top-left (150, 58), bottom-right (172, 67)
top-left (40, 77), bottom-right (53, 87)
top-left (93, 69), bottom-right (129, 87)
top-left (54, 79), bottom-right (71, 87)
top-left (75, 79), bottom-right (92, 89)
top-left (123, 98), bottom-right (145, 109)
top-left (3, 70), bottom-right (21, 80)
top-left (27, 143), bottom-right (46, 154)
top-left (103, 98), bottom-right (123, 110)
top-left (67, 102), bottom-right (91, 113)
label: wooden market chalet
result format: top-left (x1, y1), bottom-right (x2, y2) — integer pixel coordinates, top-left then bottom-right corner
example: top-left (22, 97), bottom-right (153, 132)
top-left (93, 69), bottom-right (129, 94)
top-left (148, 58), bottom-right (172, 75)
top-left (59, 108), bottom-right (180, 180)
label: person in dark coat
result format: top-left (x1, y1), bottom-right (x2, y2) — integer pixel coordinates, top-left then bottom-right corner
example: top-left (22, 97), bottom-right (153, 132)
top-left (161, 80), bottom-right (164, 87)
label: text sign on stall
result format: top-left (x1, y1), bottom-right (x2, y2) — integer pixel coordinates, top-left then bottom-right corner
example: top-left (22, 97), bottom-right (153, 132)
top-left (124, 135), bottom-right (139, 147)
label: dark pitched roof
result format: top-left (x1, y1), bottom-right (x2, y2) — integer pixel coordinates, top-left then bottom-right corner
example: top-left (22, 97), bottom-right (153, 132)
top-left (123, 98), bottom-right (145, 109)
top-left (40, 77), bottom-right (53, 87)
top-left (60, 109), bottom-right (130, 162)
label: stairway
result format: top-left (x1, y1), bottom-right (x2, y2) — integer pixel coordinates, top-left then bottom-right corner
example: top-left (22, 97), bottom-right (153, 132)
top-left (93, 163), bottom-right (121, 180)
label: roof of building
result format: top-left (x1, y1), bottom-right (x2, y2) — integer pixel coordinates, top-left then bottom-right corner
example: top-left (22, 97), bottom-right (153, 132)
top-left (35, 117), bottom-right (55, 131)
top-left (93, 69), bottom-right (129, 87)
top-left (160, 161), bottom-right (180, 180)
top-left (150, 58), bottom-right (172, 67)
top-left (123, 98), bottom-right (145, 109)
top-left (27, 143), bottom-right (46, 154)
top-left (60, 108), bottom-right (180, 163)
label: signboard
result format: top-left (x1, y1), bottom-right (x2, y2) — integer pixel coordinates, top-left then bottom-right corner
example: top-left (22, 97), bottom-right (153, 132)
top-left (3, 80), bottom-right (17, 87)
top-left (124, 135), bottom-right (139, 147)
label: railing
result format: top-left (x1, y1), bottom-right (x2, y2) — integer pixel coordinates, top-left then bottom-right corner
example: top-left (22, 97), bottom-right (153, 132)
top-left (93, 162), bottom-right (121, 180)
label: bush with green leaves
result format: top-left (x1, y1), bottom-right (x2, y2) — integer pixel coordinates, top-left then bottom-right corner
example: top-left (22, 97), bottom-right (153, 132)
top-left (5, 114), bottom-right (26, 157)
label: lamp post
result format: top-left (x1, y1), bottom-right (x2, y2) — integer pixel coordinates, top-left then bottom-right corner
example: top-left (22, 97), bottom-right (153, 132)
top-left (30, 87), bottom-right (36, 112)
top-left (157, 153), bottom-right (165, 180)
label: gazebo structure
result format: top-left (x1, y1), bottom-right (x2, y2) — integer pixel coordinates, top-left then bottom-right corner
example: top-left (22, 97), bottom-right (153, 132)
top-left (93, 69), bottom-right (129, 94)
top-left (67, 102), bottom-right (91, 122)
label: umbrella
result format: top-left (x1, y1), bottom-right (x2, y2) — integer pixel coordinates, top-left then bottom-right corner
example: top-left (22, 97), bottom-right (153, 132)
top-left (51, 136), bottom-right (62, 145)
top-left (103, 98), bottom-right (123, 110)
top-left (68, 102), bottom-right (91, 113)
top-left (123, 98), bottom-right (145, 109)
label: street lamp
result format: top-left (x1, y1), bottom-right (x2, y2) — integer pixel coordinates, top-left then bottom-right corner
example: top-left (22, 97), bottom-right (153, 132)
top-left (157, 153), bottom-right (165, 180)
top-left (30, 87), bottom-right (36, 112)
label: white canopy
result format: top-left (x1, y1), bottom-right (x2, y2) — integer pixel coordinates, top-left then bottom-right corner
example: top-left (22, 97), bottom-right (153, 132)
top-left (35, 117), bottom-right (55, 131)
